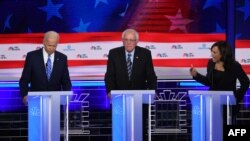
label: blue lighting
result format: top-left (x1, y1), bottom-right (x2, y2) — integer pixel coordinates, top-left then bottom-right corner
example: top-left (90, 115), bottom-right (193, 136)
top-left (179, 81), bottom-right (205, 87)
top-left (72, 81), bottom-right (105, 86)
top-left (1, 80), bottom-right (249, 113)
top-left (190, 95), bottom-right (205, 141)
top-left (0, 82), bottom-right (19, 87)
top-left (28, 97), bottom-right (41, 141)
top-left (0, 80), bottom-right (108, 112)
top-left (0, 81), bottom-right (105, 88)
top-left (112, 95), bottom-right (126, 141)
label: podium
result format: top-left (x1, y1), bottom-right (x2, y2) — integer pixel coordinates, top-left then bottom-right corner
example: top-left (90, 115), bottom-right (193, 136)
top-left (111, 90), bottom-right (155, 141)
top-left (188, 90), bottom-right (236, 141)
top-left (28, 91), bottom-right (73, 141)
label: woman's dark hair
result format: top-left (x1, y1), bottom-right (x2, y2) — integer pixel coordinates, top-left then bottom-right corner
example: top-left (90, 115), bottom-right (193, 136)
top-left (210, 41), bottom-right (235, 69)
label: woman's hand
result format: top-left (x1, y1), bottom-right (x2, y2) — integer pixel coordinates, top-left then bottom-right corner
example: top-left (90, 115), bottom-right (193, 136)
top-left (190, 64), bottom-right (197, 77)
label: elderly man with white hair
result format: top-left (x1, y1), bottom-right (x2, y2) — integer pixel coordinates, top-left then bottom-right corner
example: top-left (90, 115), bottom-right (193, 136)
top-left (19, 31), bottom-right (72, 105)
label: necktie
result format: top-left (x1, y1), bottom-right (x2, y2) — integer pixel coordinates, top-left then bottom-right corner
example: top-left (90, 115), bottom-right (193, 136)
top-left (127, 53), bottom-right (132, 80)
top-left (46, 55), bottom-right (52, 80)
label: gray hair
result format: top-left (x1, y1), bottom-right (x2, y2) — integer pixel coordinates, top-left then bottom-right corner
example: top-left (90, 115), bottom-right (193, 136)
top-left (43, 31), bottom-right (59, 42)
top-left (121, 29), bottom-right (139, 41)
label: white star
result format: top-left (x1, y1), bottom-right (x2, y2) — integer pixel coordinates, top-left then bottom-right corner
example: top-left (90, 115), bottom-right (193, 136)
top-left (165, 9), bottom-right (193, 33)
top-left (38, 0), bottom-right (64, 21)
top-left (3, 14), bottom-right (12, 31)
top-left (237, 0), bottom-right (250, 21)
top-left (119, 3), bottom-right (129, 17)
top-left (73, 19), bottom-right (91, 32)
top-left (203, 0), bottom-right (223, 9)
top-left (95, 0), bottom-right (109, 8)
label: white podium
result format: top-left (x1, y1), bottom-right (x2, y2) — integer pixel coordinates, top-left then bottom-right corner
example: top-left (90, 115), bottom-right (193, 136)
top-left (111, 90), bottom-right (155, 141)
top-left (28, 91), bottom-right (73, 141)
top-left (188, 90), bottom-right (236, 141)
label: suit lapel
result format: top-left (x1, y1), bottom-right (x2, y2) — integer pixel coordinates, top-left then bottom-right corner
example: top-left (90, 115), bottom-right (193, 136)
top-left (50, 52), bottom-right (58, 81)
top-left (119, 47), bottom-right (129, 80)
top-left (38, 49), bottom-right (48, 81)
top-left (131, 47), bottom-right (139, 80)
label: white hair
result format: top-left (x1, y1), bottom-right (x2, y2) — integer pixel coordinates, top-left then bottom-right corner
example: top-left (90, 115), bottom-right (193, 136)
top-left (43, 31), bottom-right (59, 42)
top-left (121, 29), bottom-right (139, 41)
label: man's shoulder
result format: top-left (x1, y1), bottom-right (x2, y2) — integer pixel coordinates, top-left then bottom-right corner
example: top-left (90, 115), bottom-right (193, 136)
top-left (110, 46), bottom-right (123, 52)
top-left (136, 46), bottom-right (151, 54)
top-left (27, 49), bottom-right (42, 56)
top-left (55, 51), bottom-right (67, 58)
top-left (109, 46), bottom-right (124, 54)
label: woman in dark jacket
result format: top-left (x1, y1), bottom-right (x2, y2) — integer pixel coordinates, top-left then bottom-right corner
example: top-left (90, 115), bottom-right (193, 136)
top-left (190, 41), bottom-right (249, 122)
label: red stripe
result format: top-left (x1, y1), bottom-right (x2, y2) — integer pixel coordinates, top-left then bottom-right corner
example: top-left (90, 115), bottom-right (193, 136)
top-left (1, 59), bottom-right (250, 75)
top-left (139, 33), bottom-right (225, 42)
top-left (236, 40), bottom-right (250, 48)
top-left (2, 59), bottom-right (250, 68)
top-left (242, 66), bottom-right (250, 74)
top-left (0, 33), bottom-right (225, 43)
top-left (68, 60), bottom-right (107, 66)
top-left (0, 59), bottom-right (208, 69)
top-left (71, 59), bottom-right (210, 67)
top-left (0, 61), bottom-right (25, 68)
top-left (71, 75), bottom-right (104, 77)
top-left (153, 59), bottom-right (209, 67)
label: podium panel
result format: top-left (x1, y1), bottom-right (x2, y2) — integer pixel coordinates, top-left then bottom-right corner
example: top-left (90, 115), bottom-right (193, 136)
top-left (188, 90), bottom-right (236, 141)
top-left (111, 90), bottom-right (155, 141)
top-left (28, 91), bottom-right (73, 141)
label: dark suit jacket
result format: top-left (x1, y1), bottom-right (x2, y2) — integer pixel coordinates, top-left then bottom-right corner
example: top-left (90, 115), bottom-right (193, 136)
top-left (104, 46), bottom-right (157, 93)
top-left (19, 48), bottom-right (72, 97)
top-left (194, 59), bottom-right (249, 103)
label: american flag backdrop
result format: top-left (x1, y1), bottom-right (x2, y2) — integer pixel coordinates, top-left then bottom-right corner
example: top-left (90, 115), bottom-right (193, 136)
top-left (0, 0), bottom-right (249, 80)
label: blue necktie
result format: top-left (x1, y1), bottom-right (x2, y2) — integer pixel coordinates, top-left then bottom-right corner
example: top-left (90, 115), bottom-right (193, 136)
top-left (46, 55), bottom-right (52, 80)
top-left (127, 53), bottom-right (132, 80)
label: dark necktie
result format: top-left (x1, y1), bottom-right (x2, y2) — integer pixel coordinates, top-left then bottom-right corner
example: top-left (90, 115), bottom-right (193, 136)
top-left (127, 53), bottom-right (132, 80)
top-left (46, 55), bottom-right (52, 80)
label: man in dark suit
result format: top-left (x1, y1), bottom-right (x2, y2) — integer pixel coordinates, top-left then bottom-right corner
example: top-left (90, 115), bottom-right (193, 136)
top-left (19, 31), bottom-right (72, 105)
top-left (105, 28), bottom-right (157, 97)
top-left (104, 29), bottom-right (157, 141)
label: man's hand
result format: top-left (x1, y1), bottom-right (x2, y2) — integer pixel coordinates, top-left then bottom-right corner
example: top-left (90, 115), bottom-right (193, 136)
top-left (107, 92), bottom-right (111, 99)
top-left (22, 96), bottom-right (28, 106)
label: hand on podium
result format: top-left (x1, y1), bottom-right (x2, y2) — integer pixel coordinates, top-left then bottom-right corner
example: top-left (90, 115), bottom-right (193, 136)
top-left (107, 92), bottom-right (111, 99)
top-left (22, 96), bottom-right (28, 106)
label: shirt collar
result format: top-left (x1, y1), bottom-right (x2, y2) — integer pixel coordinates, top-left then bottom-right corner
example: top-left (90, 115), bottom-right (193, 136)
top-left (125, 49), bottom-right (135, 57)
top-left (43, 48), bottom-right (55, 58)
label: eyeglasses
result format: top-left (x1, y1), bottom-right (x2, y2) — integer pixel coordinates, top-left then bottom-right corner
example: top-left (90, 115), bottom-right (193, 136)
top-left (123, 39), bottom-right (137, 43)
